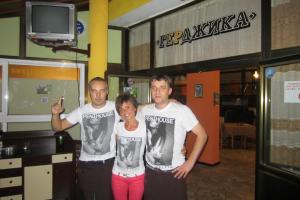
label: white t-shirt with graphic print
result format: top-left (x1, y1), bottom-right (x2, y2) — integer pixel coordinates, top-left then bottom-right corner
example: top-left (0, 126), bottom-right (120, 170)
top-left (66, 101), bottom-right (120, 161)
top-left (140, 102), bottom-right (199, 171)
top-left (112, 119), bottom-right (146, 177)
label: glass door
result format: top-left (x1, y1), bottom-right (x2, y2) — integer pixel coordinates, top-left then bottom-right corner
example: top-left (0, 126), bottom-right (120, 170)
top-left (262, 61), bottom-right (300, 174)
top-left (257, 59), bottom-right (300, 199)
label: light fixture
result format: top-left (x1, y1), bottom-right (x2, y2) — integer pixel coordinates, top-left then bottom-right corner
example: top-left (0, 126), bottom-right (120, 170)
top-left (253, 70), bottom-right (259, 79)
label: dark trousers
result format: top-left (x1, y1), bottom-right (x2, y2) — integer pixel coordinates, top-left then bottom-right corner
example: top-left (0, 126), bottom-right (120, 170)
top-left (77, 158), bottom-right (114, 200)
top-left (144, 166), bottom-right (187, 200)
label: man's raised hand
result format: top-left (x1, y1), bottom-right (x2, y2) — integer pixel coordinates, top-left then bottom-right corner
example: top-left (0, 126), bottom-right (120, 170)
top-left (51, 96), bottom-right (65, 115)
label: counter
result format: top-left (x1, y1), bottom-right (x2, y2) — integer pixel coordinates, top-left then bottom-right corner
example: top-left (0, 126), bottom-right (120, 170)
top-left (0, 130), bottom-right (76, 200)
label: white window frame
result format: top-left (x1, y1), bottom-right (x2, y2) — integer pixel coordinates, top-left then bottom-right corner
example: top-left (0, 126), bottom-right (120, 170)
top-left (0, 58), bottom-right (85, 132)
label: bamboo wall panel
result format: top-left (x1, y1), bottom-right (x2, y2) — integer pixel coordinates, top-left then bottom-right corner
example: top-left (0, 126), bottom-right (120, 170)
top-left (129, 22), bottom-right (150, 71)
top-left (271, 0), bottom-right (300, 49)
top-left (154, 0), bottom-right (261, 68)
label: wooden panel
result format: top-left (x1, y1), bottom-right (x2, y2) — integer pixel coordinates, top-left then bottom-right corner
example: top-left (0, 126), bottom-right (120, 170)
top-left (0, 159), bottom-right (22, 170)
top-left (0, 187), bottom-right (23, 197)
top-left (186, 71), bottom-right (220, 165)
top-left (24, 165), bottom-right (52, 200)
top-left (23, 155), bottom-right (51, 166)
top-left (0, 194), bottom-right (22, 200)
top-left (0, 177), bottom-right (22, 188)
top-left (52, 153), bottom-right (73, 163)
top-left (0, 168), bottom-right (22, 178)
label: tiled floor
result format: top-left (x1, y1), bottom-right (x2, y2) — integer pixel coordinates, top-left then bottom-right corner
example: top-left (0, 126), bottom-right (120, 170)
top-left (187, 146), bottom-right (255, 200)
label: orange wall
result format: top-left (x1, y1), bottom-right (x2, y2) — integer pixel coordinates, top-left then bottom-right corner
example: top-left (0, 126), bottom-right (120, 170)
top-left (9, 65), bottom-right (79, 80)
top-left (186, 71), bottom-right (220, 165)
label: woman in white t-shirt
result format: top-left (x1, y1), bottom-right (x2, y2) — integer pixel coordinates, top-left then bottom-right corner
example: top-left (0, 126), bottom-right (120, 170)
top-left (112, 94), bottom-right (146, 200)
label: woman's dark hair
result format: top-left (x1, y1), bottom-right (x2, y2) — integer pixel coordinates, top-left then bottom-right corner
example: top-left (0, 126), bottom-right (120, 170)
top-left (115, 93), bottom-right (138, 115)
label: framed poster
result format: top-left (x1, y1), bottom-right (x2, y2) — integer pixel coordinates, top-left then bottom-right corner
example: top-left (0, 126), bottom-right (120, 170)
top-left (195, 84), bottom-right (203, 97)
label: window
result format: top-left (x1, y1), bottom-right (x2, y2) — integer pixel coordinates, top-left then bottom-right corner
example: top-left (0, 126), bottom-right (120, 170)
top-left (0, 59), bottom-right (84, 139)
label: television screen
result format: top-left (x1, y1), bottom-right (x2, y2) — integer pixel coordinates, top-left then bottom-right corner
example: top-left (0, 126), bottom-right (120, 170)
top-left (26, 1), bottom-right (76, 44)
top-left (32, 6), bottom-right (69, 34)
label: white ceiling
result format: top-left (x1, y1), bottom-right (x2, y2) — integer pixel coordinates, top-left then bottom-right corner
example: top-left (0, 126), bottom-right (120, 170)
top-left (109, 0), bottom-right (195, 27)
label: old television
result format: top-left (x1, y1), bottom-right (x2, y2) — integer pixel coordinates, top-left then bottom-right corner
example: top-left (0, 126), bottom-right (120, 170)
top-left (26, 1), bottom-right (76, 46)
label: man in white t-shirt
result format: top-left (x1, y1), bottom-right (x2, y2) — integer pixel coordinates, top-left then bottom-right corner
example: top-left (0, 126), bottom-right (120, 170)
top-left (51, 77), bottom-right (119, 200)
top-left (140, 75), bottom-right (208, 200)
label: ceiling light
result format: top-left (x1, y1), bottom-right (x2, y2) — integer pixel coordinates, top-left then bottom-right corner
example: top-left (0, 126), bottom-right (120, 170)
top-left (253, 70), bottom-right (259, 79)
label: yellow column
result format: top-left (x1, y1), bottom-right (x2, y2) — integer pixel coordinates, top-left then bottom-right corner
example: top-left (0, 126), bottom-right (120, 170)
top-left (88, 0), bottom-right (108, 81)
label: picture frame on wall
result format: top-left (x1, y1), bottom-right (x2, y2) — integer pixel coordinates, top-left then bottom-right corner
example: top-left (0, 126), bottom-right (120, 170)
top-left (195, 84), bottom-right (203, 97)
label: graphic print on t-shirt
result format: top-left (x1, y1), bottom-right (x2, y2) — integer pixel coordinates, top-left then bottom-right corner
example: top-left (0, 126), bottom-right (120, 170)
top-left (117, 136), bottom-right (142, 169)
top-left (82, 110), bottom-right (115, 155)
top-left (145, 115), bottom-right (175, 167)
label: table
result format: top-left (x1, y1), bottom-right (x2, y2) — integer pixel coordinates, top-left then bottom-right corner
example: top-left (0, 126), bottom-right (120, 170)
top-left (222, 123), bottom-right (256, 149)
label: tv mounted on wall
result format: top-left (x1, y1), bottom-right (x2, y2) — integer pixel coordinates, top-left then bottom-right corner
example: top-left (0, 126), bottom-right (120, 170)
top-left (26, 1), bottom-right (77, 46)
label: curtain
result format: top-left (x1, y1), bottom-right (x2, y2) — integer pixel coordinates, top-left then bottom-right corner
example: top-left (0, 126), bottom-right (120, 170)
top-left (269, 63), bottom-right (300, 169)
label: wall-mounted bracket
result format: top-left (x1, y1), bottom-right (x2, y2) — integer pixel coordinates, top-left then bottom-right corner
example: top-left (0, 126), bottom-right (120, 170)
top-left (52, 43), bottom-right (90, 57)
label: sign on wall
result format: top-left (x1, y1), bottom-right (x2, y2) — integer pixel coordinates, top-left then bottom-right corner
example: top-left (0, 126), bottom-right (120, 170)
top-left (77, 18), bottom-right (86, 37)
top-left (154, 0), bottom-right (261, 68)
top-left (284, 81), bottom-right (300, 103)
